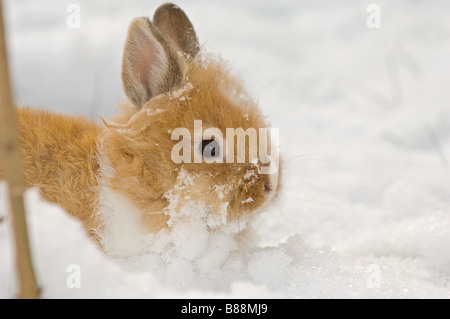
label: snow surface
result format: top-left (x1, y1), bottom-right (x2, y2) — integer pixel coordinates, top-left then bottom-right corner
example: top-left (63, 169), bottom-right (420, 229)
top-left (1, 0), bottom-right (450, 298)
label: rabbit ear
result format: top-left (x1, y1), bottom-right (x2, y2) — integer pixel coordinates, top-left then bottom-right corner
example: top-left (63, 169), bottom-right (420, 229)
top-left (122, 17), bottom-right (184, 108)
top-left (153, 3), bottom-right (200, 58)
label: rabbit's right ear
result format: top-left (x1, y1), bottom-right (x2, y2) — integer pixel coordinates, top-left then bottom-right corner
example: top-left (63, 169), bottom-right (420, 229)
top-left (153, 3), bottom-right (199, 58)
top-left (121, 18), bottom-right (184, 108)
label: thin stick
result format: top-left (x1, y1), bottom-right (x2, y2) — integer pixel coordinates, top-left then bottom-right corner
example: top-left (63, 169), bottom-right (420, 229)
top-left (0, 0), bottom-right (39, 299)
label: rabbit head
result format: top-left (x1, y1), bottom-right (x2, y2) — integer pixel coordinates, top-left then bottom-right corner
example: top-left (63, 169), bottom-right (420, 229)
top-left (99, 4), bottom-right (280, 233)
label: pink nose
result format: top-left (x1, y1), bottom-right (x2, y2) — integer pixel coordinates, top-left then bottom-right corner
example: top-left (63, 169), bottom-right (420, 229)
top-left (264, 183), bottom-right (272, 193)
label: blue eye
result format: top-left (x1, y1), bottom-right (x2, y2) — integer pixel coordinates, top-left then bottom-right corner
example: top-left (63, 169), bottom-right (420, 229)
top-left (201, 139), bottom-right (220, 158)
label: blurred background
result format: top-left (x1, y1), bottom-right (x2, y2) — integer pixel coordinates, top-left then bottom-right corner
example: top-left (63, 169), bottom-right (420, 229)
top-left (2, 0), bottom-right (450, 295)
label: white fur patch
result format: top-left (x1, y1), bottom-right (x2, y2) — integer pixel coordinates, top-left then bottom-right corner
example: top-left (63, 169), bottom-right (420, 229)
top-left (96, 183), bottom-right (150, 257)
top-left (96, 155), bottom-right (150, 257)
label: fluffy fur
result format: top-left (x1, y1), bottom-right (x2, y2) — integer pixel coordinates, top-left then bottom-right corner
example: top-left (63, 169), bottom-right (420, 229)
top-left (0, 108), bottom-right (101, 234)
top-left (0, 3), bottom-right (280, 250)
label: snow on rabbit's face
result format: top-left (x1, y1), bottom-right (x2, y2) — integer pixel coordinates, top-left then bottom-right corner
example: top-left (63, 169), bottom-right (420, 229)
top-left (101, 61), bottom-right (280, 232)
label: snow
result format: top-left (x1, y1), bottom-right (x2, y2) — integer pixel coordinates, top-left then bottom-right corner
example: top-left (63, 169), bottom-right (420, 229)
top-left (144, 108), bottom-right (165, 116)
top-left (170, 82), bottom-right (194, 100)
top-left (1, 0), bottom-right (450, 298)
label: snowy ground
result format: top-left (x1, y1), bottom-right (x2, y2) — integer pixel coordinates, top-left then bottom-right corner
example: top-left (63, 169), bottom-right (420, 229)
top-left (1, 0), bottom-right (450, 298)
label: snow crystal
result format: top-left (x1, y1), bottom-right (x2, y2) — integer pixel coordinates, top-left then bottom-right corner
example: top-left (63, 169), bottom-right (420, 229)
top-left (145, 108), bottom-right (164, 116)
top-left (244, 170), bottom-right (257, 180)
top-left (213, 184), bottom-right (232, 201)
top-left (170, 83), bottom-right (194, 100)
top-left (241, 197), bottom-right (254, 204)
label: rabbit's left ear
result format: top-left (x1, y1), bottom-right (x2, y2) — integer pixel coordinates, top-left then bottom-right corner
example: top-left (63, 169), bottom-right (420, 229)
top-left (121, 17), bottom-right (184, 108)
top-left (153, 3), bottom-right (200, 58)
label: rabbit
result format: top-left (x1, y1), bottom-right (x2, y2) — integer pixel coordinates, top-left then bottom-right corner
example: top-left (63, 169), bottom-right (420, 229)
top-left (0, 3), bottom-right (280, 256)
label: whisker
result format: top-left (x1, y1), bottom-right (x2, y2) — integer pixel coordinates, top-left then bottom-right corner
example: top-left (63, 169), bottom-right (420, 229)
top-left (254, 81), bottom-right (278, 99)
top-left (250, 63), bottom-right (275, 96)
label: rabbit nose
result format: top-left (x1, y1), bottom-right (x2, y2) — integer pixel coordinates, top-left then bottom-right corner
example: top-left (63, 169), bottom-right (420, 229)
top-left (265, 170), bottom-right (279, 198)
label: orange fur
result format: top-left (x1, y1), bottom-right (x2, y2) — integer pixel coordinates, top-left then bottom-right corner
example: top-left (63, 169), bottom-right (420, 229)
top-left (14, 108), bottom-right (101, 235)
top-left (0, 4), bottom-right (280, 247)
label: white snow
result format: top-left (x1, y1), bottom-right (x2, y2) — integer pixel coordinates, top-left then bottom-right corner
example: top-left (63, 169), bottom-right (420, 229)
top-left (241, 198), bottom-right (254, 204)
top-left (1, 0), bottom-right (450, 298)
top-left (170, 82), bottom-right (194, 100)
top-left (144, 108), bottom-right (165, 117)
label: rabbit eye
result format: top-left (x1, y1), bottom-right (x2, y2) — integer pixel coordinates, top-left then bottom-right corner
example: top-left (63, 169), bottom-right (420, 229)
top-left (201, 139), bottom-right (220, 158)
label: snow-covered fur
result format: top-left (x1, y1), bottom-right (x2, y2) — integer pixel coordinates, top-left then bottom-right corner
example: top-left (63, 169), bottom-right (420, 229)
top-left (0, 3), bottom-right (280, 252)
